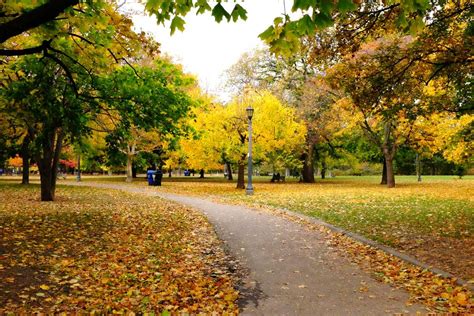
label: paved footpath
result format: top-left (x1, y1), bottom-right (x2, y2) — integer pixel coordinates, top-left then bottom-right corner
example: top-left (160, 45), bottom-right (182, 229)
top-left (73, 183), bottom-right (425, 315)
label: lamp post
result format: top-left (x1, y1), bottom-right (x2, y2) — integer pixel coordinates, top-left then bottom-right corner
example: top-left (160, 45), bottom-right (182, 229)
top-left (76, 153), bottom-right (81, 182)
top-left (246, 106), bottom-right (254, 195)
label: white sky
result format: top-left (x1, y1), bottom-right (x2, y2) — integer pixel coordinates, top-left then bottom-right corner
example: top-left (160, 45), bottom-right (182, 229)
top-left (126, 1), bottom-right (286, 101)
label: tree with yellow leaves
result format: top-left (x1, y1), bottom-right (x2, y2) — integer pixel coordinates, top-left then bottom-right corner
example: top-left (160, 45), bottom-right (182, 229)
top-left (181, 90), bottom-right (306, 189)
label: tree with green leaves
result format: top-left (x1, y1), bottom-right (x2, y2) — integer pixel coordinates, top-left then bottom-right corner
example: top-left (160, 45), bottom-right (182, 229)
top-left (225, 41), bottom-right (342, 183)
top-left (1, 0), bottom-right (444, 57)
top-left (97, 59), bottom-right (196, 182)
top-left (2, 56), bottom-right (96, 200)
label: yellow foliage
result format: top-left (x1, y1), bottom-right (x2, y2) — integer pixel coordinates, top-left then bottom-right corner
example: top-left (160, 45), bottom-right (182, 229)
top-left (179, 90), bottom-right (306, 170)
top-left (417, 113), bottom-right (474, 164)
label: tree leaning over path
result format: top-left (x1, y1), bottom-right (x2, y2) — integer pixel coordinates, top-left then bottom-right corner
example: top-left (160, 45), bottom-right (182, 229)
top-left (1, 0), bottom-right (442, 56)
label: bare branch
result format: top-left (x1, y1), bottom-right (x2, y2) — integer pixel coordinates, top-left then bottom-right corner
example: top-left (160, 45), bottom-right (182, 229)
top-left (43, 51), bottom-right (78, 95)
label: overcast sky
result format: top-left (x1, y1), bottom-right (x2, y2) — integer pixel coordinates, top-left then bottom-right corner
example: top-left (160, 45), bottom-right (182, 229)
top-left (126, 1), bottom-right (285, 101)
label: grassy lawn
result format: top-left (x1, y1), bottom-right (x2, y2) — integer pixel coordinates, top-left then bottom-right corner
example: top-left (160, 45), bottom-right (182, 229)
top-left (0, 182), bottom-right (238, 314)
top-left (88, 174), bottom-right (472, 282)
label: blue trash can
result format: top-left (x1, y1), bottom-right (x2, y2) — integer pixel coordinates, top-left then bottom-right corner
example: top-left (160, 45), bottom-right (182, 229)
top-left (147, 170), bottom-right (156, 186)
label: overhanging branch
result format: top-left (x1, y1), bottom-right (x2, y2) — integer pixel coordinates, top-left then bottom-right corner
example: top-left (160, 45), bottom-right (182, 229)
top-left (0, 40), bottom-right (51, 56)
top-left (0, 0), bottom-right (79, 43)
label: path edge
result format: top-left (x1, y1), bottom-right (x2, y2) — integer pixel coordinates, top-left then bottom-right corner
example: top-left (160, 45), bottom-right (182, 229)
top-left (271, 206), bottom-right (473, 291)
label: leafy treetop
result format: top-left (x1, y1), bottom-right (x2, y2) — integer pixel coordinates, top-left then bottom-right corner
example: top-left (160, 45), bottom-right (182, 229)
top-left (1, 0), bottom-right (439, 56)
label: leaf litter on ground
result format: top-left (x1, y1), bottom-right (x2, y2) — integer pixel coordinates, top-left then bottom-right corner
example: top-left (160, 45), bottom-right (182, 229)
top-left (0, 183), bottom-right (239, 314)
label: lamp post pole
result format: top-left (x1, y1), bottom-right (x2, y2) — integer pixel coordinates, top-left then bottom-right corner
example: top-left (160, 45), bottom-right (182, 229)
top-left (76, 153), bottom-right (81, 182)
top-left (246, 106), bottom-right (254, 195)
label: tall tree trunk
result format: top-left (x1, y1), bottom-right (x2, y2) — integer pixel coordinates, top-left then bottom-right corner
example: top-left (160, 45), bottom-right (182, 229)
top-left (21, 157), bottom-right (29, 184)
top-left (301, 142), bottom-right (315, 183)
top-left (382, 121), bottom-right (396, 188)
top-left (321, 159), bottom-right (327, 179)
top-left (380, 157), bottom-right (387, 185)
top-left (236, 162), bottom-right (245, 189)
top-left (39, 164), bottom-right (53, 201)
top-left (416, 153), bottom-right (422, 182)
top-left (20, 135), bottom-right (30, 185)
top-left (384, 154), bottom-right (395, 188)
top-left (126, 154), bottom-right (133, 182)
top-left (132, 163), bottom-right (137, 178)
top-left (38, 129), bottom-right (63, 201)
top-left (225, 161), bottom-right (233, 180)
top-left (76, 153), bottom-right (81, 182)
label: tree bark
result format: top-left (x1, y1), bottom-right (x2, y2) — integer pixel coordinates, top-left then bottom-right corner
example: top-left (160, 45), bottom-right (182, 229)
top-left (76, 153), bottom-right (81, 181)
top-left (21, 156), bottom-right (29, 184)
top-left (321, 159), bottom-right (327, 179)
top-left (20, 135), bottom-right (30, 185)
top-left (37, 129), bottom-right (63, 201)
top-left (381, 121), bottom-right (396, 188)
top-left (415, 153), bottom-right (422, 182)
top-left (236, 163), bottom-right (245, 189)
top-left (225, 161), bottom-right (233, 180)
top-left (301, 142), bottom-right (315, 183)
top-left (0, 0), bottom-right (79, 44)
top-left (126, 155), bottom-right (133, 182)
top-left (132, 163), bottom-right (137, 178)
top-left (380, 157), bottom-right (387, 185)
top-left (384, 155), bottom-right (395, 188)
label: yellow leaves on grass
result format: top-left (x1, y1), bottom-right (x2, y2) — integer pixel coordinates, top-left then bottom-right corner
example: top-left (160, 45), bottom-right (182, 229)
top-left (0, 184), bottom-right (239, 314)
top-left (316, 227), bottom-right (473, 313)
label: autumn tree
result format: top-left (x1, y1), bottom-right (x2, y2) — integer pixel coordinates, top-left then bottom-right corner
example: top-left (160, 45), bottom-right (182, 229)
top-left (326, 33), bottom-right (468, 187)
top-left (0, 5), bottom-right (158, 200)
top-left (181, 90), bottom-right (306, 189)
top-left (96, 59), bottom-right (195, 182)
top-left (225, 39), bottom-right (345, 182)
top-left (1, 56), bottom-right (96, 200)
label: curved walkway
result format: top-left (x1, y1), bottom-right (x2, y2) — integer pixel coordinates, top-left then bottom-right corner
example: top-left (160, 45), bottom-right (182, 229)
top-left (72, 182), bottom-right (425, 315)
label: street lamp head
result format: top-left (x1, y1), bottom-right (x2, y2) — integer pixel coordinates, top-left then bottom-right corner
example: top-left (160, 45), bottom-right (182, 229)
top-left (246, 106), bottom-right (254, 120)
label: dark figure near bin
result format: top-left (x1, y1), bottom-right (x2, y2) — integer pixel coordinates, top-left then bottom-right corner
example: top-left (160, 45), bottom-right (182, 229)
top-left (154, 169), bottom-right (163, 186)
top-left (199, 169), bottom-right (204, 178)
top-left (271, 172), bottom-right (281, 182)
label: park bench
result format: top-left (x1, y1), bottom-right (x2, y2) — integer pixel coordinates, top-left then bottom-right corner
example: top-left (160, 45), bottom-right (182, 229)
top-left (270, 173), bottom-right (285, 182)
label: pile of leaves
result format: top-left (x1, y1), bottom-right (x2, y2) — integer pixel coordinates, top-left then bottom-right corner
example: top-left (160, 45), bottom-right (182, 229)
top-left (0, 183), bottom-right (239, 314)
